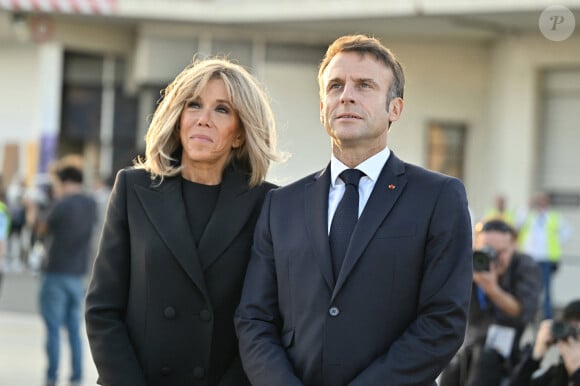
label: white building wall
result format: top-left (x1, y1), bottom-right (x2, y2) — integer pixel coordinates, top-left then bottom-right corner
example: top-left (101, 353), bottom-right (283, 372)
top-left (2, 17), bottom-right (580, 216)
top-left (264, 62), bottom-right (327, 185)
top-left (0, 43), bottom-right (40, 142)
top-left (0, 19), bottom-right (135, 182)
top-left (485, 34), bottom-right (580, 217)
top-left (54, 19), bottom-right (134, 55)
top-left (36, 42), bottom-right (63, 171)
top-left (485, 38), bottom-right (536, 217)
top-left (260, 39), bottom-right (491, 191)
top-left (384, 40), bottom-right (490, 211)
top-left (541, 69), bottom-right (580, 307)
top-left (0, 43), bottom-right (40, 179)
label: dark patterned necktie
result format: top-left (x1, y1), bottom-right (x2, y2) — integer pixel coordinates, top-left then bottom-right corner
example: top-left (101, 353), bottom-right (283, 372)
top-left (329, 169), bottom-right (364, 279)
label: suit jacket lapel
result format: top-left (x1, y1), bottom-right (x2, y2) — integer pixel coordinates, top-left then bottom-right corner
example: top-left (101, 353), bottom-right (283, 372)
top-left (332, 153), bottom-right (407, 301)
top-left (305, 165), bottom-right (335, 291)
top-left (197, 169), bottom-right (253, 270)
top-left (134, 177), bottom-right (210, 298)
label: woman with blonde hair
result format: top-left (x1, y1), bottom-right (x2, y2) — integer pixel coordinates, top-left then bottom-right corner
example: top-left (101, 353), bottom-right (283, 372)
top-left (85, 57), bottom-right (280, 386)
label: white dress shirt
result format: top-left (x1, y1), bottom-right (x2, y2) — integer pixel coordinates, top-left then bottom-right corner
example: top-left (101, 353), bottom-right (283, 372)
top-left (328, 147), bottom-right (391, 234)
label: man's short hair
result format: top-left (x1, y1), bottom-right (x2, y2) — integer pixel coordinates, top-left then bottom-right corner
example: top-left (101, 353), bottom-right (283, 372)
top-left (317, 34), bottom-right (405, 105)
top-left (481, 219), bottom-right (517, 239)
top-left (56, 166), bottom-right (83, 184)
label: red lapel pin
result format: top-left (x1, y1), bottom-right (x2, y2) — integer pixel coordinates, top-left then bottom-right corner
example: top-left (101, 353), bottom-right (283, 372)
top-left (388, 184), bottom-right (396, 190)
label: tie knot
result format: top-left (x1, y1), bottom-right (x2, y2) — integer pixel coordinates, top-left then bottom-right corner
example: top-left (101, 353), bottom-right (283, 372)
top-left (339, 169), bottom-right (364, 187)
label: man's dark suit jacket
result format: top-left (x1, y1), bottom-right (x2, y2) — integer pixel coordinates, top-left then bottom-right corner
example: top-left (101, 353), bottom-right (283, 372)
top-left (85, 167), bottom-right (275, 386)
top-left (235, 152), bottom-right (473, 386)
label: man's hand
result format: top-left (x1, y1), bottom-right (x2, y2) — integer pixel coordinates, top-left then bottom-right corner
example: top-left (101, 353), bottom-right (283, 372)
top-left (473, 262), bottom-right (522, 318)
top-left (533, 320), bottom-right (553, 360)
top-left (473, 263), bottom-right (499, 294)
top-left (557, 336), bottom-right (580, 376)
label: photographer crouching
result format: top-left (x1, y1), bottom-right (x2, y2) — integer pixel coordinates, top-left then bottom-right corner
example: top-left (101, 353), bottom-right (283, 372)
top-left (508, 299), bottom-right (580, 386)
top-left (440, 219), bottom-right (542, 386)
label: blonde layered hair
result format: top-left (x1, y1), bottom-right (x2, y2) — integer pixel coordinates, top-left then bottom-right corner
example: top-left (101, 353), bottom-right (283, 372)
top-left (136, 57), bottom-right (279, 187)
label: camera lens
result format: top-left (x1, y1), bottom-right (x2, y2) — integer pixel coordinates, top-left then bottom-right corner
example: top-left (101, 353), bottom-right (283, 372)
top-left (551, 320), bottom-right (576, 341)
top-left (473, 245), bottom-right (497, 272)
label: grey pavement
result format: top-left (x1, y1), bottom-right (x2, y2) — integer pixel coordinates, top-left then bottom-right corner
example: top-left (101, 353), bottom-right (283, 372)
top-left (0, 271), bottom-right (98, 386)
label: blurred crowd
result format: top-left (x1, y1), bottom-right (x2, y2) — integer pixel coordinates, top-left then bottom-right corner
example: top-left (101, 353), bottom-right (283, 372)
top-left (439, 193), bottom-right (576, 386)
top-left (0, 155), bottom-right (111, 280)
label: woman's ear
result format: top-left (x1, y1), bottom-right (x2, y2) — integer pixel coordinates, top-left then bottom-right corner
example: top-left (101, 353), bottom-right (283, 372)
top-left (232, 133), bottom-right (245, 149)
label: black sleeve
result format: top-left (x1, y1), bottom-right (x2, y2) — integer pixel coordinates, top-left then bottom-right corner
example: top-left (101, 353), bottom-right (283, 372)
top-left (508, 348), bottom-right (542, 386)
top-left (85, 169), bottom-right (148, 386)
top-left (571, 367), bottom-right (580, 386)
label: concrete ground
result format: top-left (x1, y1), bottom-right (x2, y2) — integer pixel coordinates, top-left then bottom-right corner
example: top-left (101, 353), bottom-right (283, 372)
top-left (0, 271), bottom-right (99, 386)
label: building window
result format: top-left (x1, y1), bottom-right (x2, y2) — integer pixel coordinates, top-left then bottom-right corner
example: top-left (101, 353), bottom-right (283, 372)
top-left (265, 42), bottom-right (326, 64)
top-left (212, 39), bottom-right (253, 68)
top-left (427, 121), bottom-right (466, 179)
top-left (61, 52), bottom-right (138, 178)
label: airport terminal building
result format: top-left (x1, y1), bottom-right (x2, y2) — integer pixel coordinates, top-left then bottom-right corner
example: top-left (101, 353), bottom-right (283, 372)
top-left (1, 0), bottom-right (579, 304)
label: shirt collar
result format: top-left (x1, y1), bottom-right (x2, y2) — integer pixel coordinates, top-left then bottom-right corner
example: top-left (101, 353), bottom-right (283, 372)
top-left (330, 147), bottom-right (391, 187)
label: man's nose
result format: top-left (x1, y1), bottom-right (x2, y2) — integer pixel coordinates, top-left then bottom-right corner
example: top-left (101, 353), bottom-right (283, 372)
top-left (340, 84), bottom-right (355, 104)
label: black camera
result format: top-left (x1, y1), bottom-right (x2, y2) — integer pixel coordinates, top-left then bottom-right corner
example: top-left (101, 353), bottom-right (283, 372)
top-left (473, 245), bottom-right (497, 272)
top-left (551, 320), bottom-right (579, 342)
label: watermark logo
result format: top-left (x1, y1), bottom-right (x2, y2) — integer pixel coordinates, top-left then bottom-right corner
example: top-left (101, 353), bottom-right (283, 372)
top-left (539, 5), bottom-right (575, 41)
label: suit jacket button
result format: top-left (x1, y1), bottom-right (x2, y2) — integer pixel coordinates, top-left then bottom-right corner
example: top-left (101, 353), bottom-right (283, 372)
top-left (329, 306), bottom-right (340, 317)
top-left (199, 309), bottom-right (211, 322)
top-left (193, 366), bottom-right (205, 379)
top-left (160, 366), bottom-right (172, 376)
top-left (163, 307), bottom-right (176, 319)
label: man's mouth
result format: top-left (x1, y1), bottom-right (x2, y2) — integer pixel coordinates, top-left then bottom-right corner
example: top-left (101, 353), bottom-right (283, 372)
top-left (336, 113), bottom-right (362, 120)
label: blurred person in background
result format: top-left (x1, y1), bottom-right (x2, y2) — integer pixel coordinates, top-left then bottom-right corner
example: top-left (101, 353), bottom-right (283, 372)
top-left (517, 191), bottom-right (572, 319)
top-left (88, 174), bottom-right (112, 265)
top-left (439, 219), bottom-right (542, 386)
top-left (0, 188), bottom-right (10, 294)
top-left (92, 174), bottom-right (112, 224)
top-left (85, 57), bottom-right (280, 386)
top-left (25, 173), bottom-right (55, 272)
top-left (5, 176), bottom-right (26, 271)
top-left (482, 193), bottom-right (516, 226)
top-left (37, 157), bottom-right (97, 386)
top-left (508, 298), bottom-right (580, 386)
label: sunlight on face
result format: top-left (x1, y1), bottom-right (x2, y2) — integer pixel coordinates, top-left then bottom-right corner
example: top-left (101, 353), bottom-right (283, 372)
top-left (320, 51), bottom-right (402, 154)
top-left (179, 77), bottom-right (243, 176)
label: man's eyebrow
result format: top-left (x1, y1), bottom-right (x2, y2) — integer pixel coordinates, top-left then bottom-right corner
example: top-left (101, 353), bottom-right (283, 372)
top-left (356, 78), bottom-right (379, 86)
top-left (325, 77), bottom-right (380, 88)
top-left (326, 77), bottom-right (344, 84)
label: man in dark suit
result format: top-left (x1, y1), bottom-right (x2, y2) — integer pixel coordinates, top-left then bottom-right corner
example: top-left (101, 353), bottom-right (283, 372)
top-left (234, 34), bottom-right (473, 386)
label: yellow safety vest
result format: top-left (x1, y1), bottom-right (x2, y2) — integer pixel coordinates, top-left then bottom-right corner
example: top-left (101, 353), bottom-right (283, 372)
top-left (0, 201), bottom-right (10, 236)
top-left (518, 211), bottom-right (561, 262)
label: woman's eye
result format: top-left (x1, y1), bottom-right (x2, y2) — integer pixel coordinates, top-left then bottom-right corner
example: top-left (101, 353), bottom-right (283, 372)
top-left (216, 105), bottom-right (230, 113)
top-left (187, 101), bottom-right (200, 109)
